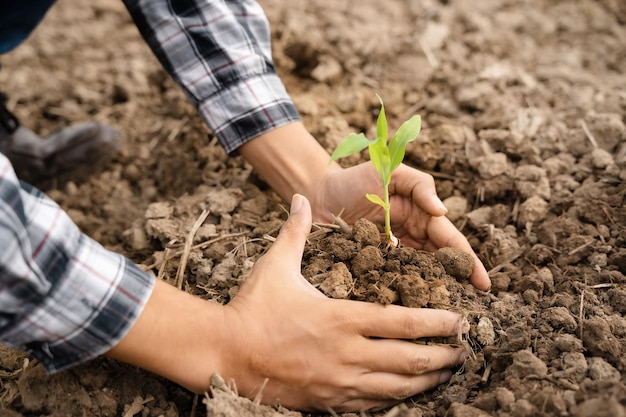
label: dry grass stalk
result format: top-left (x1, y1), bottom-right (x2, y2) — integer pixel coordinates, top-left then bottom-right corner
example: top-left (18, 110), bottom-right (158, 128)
top-left (175, 209), bottom-right (210, 289)
top-left (142, 231), bottom-right (248, 271)
top-left (579, 119), bottom-right (598, 148)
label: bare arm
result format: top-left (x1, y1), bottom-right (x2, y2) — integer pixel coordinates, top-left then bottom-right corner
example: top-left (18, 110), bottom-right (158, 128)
top-left (239, 121), bottom-right (341, 216)
top-left (106, 279), bottom-right (224, 393)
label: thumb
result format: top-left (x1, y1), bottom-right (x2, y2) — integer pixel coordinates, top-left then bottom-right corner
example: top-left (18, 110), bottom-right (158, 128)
top-left (267, 194), bottom-right (312, 264)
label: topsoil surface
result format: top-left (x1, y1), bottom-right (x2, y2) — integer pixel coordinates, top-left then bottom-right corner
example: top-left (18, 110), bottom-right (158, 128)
top-left (1, 0), bottom-right (625, 416)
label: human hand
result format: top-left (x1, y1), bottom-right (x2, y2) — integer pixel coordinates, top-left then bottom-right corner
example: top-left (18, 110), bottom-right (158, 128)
top-left (107, 194), bottom-right (467, 411)
top-left (313, 162), bottom-right (491, 291)
top-left (238, 122), bottom-right (490, 291)
top-left (219, 194), bottom-right (469, 411)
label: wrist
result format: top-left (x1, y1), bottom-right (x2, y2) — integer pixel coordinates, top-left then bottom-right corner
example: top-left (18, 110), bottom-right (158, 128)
top-left (238, 121), bottom-right (343, 218)
top-left (106, 279), bottom-right (227, 393)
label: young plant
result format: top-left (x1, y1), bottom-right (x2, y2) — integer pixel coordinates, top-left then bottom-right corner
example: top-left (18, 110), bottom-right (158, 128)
top-left (330, 96), bottom-right (422, 246)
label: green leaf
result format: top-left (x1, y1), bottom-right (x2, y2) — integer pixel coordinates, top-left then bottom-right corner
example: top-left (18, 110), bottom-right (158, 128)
top-left (369, 136), bottom-right (391, 182)
top-left (329, 133), bottom-right (371, 163)
top-left (376, 95), bottom-right (388, 143)
top-left (366, 193), bottom-right (388, 209)
top-left (388, 115), bottom-right (421, 172)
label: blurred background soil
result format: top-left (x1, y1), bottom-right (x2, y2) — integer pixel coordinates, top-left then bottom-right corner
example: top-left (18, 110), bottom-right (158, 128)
top-left (0, 0), bottom-right (624, 416)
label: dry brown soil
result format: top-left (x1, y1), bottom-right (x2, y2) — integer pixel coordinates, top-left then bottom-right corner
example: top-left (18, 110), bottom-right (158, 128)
top-left (0, 0), bottom-right (625, 416)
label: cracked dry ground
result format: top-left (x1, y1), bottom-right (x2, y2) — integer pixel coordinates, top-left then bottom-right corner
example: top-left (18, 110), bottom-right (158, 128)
top-left (0, 0), bottom-right (625, 416)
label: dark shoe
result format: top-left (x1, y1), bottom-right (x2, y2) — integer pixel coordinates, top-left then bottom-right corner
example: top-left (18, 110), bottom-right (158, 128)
top-left (0, 121), bottom-right (119, 182)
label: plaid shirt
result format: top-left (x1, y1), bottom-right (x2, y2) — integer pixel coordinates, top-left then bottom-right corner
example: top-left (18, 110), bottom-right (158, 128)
top-left (123, 0), bottom-right (301, 154)
top-left (1, 0), bottom-right (299, 371)
top-left (0, 154), bottom-right (154, 372)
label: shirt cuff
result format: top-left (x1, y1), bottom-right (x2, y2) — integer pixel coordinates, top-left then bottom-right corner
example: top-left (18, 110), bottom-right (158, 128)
top-left (13, 236), bottom-right (155, 373)
top-left (196, 72), bottom-right (301, 155)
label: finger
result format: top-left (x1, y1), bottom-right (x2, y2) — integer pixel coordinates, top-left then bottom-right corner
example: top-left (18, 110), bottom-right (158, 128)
top-left (469, 253), bottom-right (490, 290)
top-left (266, 194), bottom-right (312, 265)
top-left (425, 216), bottom-right (491, 291)
top-left (353, 338), bottom-right (466, 375)
top-left (322, 399), bottom-right (400, 413)
top-left (256, 194), bottom-right (324, 297)
top-left (350, 369), bottom-right (452, 402)
top-left (391, 165), bottom-right (448, 217)
top-left (339, 301), bottom-right (467, 339)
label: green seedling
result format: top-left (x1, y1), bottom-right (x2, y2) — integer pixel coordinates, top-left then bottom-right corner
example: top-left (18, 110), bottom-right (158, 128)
top-left (330, 95), bottom-right (422, 246)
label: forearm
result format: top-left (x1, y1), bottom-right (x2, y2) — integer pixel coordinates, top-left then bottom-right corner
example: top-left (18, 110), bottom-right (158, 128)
top-left (239, 121), bottom-right (342, 215)
top-left (106, 279), bottom-right (226, 393)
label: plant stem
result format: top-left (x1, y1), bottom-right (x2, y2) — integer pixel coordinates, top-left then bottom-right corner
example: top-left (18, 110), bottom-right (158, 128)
top-left (383, 183), bottom-right (392, 242)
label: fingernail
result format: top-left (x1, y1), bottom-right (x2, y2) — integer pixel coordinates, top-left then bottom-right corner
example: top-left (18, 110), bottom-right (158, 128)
top-left (458, 351), bottom-right (467, 365)
top-left (433, 194), bottom-right (448, 214)
top-left (439, 370), bottom-right (452, 384)
top-left (290, 194), bottom-right (304, 214)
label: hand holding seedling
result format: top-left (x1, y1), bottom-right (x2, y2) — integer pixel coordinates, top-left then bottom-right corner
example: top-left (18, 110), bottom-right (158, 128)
top-left (330, 95), bottom-right (421, 246)
top-left (240, 122), bottom-right (491, 290)
top-left (328, 97), bottom-right (490, 289)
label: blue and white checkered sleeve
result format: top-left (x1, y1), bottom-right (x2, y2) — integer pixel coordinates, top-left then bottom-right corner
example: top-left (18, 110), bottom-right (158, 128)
top-left (0, 154), bottom-right (155, 373)
top-left (123, 0), bottom-right (301, 155)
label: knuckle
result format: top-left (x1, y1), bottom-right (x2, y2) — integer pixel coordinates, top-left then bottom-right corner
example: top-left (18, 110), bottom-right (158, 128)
top-left (330, 305), bottom-right (359, 329)
top-left (407, 352), bottom-right (431, 374)
top-left (424, 173), bottom-right (435, 186)
top-left (387, 381), bottom-right (416, 400)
